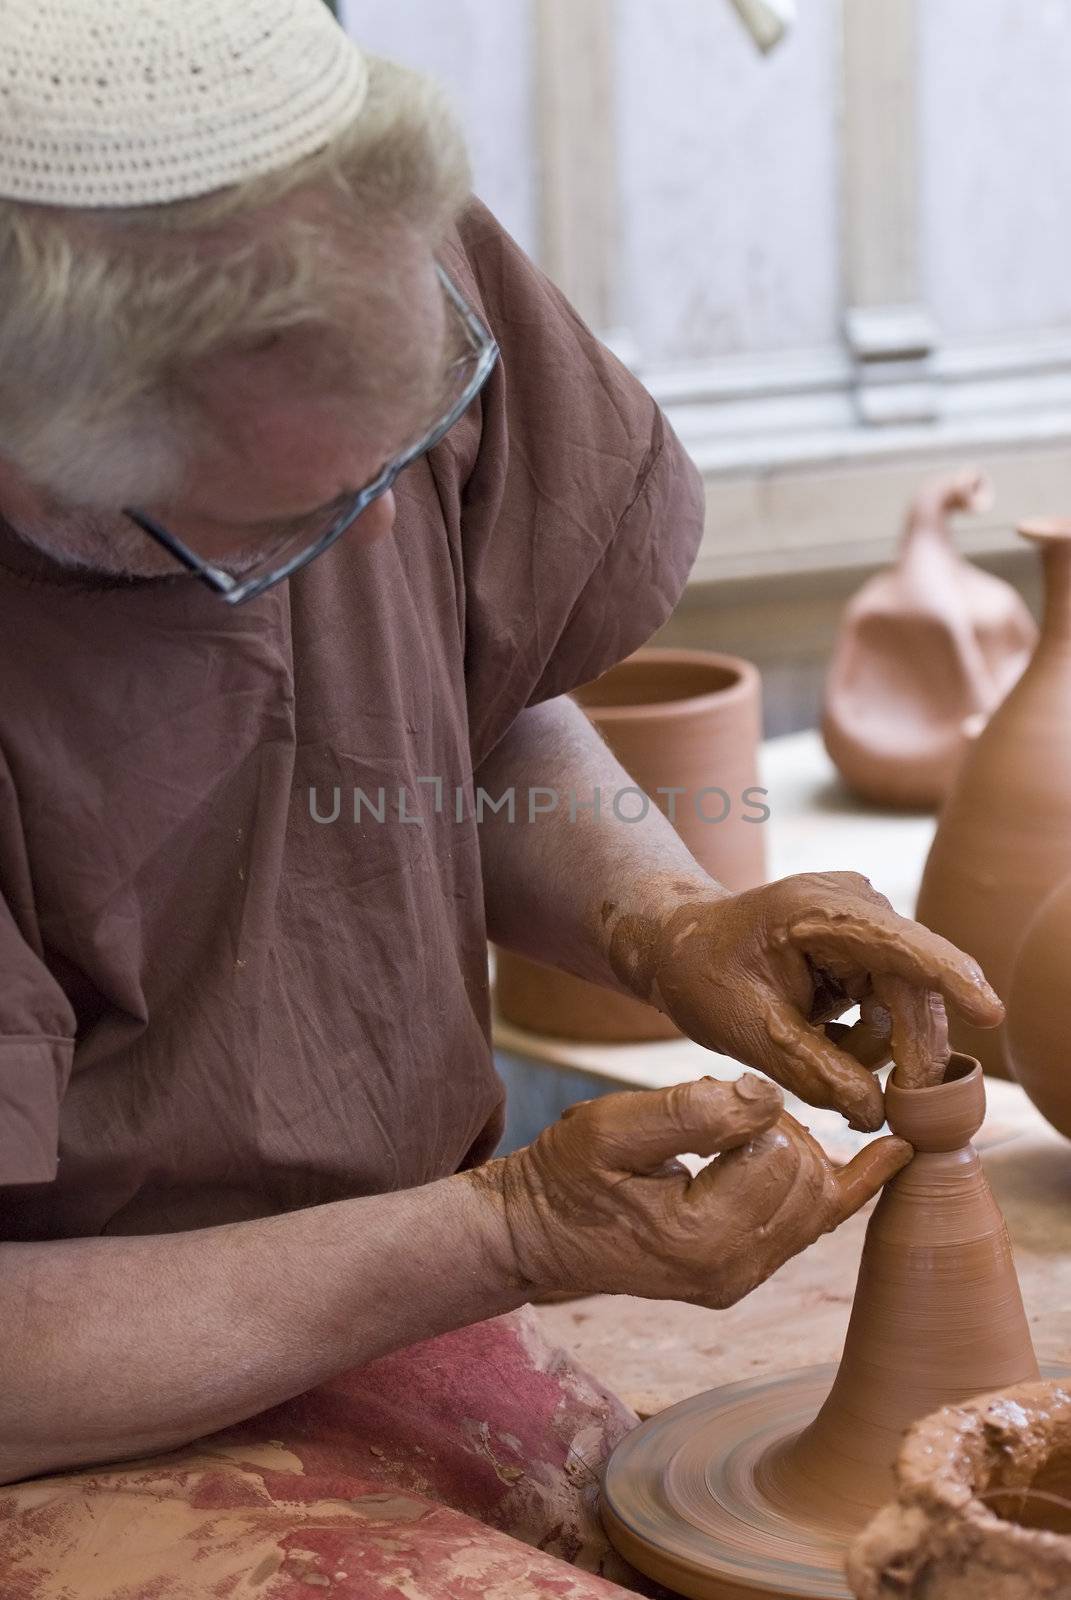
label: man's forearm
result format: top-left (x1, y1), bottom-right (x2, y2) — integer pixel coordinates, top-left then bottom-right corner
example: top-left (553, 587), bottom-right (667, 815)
top-left (0, 1172), bottom-right (520, 1486)
top-left (477, 697), bottom-right (724, 988)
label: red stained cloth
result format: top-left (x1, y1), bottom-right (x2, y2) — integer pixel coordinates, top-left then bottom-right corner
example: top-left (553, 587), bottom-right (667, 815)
top-left (0, 1310), bottom-right (662, 1599)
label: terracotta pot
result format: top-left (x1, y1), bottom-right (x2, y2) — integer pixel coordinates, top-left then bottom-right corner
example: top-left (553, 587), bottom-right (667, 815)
top-left (600, 1055), bottom-right (1042, 1600)
top-left (822, 469), bottom-right (1036, 810)
top-left (1007, 872), bottom-right (1071, 1139)
top-left (915, 520), bottom-right (1070, 1078)
top-left (758, 1055), bottom-right (1038, 1533)
top-left (848, 1379), bottom-right (1071, 1599)
top-left (494, 648), bottom-right (766, 1042)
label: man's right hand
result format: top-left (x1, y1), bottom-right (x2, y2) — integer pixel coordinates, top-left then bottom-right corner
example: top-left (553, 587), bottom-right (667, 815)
top-left (470, 1076), bottom-right (911, 1310)
top-left (0, 1075), bottom-right (907, 1490)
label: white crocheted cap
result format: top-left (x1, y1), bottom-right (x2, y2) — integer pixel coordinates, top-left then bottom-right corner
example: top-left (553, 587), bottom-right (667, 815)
top-left (0, 0), bottom-right (370, 207)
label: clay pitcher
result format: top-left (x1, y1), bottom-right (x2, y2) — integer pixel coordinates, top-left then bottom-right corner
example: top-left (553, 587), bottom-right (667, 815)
top-left (1007, 872), bottom-right (1071, 1139)
top-left (822, 469), bottom-right (1036, 809)
top-left (494, 648), bottom-right (766, 1042)
top-left (757, 1055), bottom-right (1039, 1533)
top-left (916, 520), bottom-right (1071, 1078)
top-left (848, 1379), bottom-right (1071, 1599)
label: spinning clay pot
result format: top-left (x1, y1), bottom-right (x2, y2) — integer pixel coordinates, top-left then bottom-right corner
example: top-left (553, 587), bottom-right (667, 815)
top-left (601, 1055), bottom-right (1042, 1600)
top-left (823, 469), bottom-right (1035, 809)
top-left (848, 1379), bottom-right (1071, 1599)
top-left (1007, 871), bottom-right (1071, 1140)
top-left (757, 1056), bottom-right (1039, 1532)
top-left (917, 519), bottom-right (1071, 1078)
top-left (495, 648), bottom-right (765, 1042)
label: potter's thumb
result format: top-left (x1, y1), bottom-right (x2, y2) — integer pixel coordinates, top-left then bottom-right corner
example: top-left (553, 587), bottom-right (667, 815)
top-left (831, 1135), bottom-right (912, 1225)
top-left (594, 1075), bottom-right (783, 1172)
top-left (651, 1074), bottom-right (784, 1163)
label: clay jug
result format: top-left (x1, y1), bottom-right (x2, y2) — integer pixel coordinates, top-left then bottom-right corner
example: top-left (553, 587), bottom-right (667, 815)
top-left (848, 1379), bottom-right (1071, 1599)
top-left (822, 469), bottom-right (1035, 810)
top-left (758, 1054), bottom-right (1040, 1533)
top-left (1007, 871), bottom-right (1071, 1139)
top-left (494, 648), bottom-right (765, 1042)
top-left (916, 520), bottom-right (1071, 1078)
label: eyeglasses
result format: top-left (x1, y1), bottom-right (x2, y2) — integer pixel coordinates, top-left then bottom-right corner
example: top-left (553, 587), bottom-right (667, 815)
top-left (123, 265), bottom-right (499, 606)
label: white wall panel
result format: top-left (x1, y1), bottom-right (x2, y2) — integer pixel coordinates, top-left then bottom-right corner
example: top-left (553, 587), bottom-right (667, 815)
top-left (920, 0), bottom-right (1071, 341)
top-left (615, 0), bottom-right (842, 365)
top-left (339, 0), bottom-right (538, 256)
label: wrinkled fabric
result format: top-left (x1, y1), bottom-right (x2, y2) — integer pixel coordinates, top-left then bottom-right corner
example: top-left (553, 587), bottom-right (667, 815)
top-left (0, 1310), bottom-right (654, 1600)
top-left (0, 200), bottom-right (704, 1238)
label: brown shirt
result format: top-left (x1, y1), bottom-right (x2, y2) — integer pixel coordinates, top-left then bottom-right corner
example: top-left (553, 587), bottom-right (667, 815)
top-left (0, 201), bottom-right (703, 1240)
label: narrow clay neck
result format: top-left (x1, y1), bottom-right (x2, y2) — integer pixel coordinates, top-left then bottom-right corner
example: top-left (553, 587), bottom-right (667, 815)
top-left (1039, 542), bottom-right (1071, 648)
top-left (886, 1053), bottom-right (984, 1149)
top-left (900, 470), bottom-right (990, 558)
top-left (1019, 523), bottom-right (1071, 651)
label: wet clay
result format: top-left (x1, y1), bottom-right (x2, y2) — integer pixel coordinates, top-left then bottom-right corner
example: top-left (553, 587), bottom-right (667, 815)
top-left (601, 1054), bottom-right (1042, 1600)
top-left (875, 978), bottom-right (949, 1089)
top-left (758, 1056), bottom-right (1039, 1530)
top-left (1007, 872), bottom-right (1071, 1140)
top-left (917, 519), bottom-right (1071, 1077)
top-left (848, 1379), bottom-right (1071, 1598)
top-left (602, 876), bottom-right (997, 1135)
top-left (481, 1074), bottom-right (908, 1310)
top-left (822, 470), bottom-right (1035, 809)
top-left (495, 648), bottom-right (765, 1043)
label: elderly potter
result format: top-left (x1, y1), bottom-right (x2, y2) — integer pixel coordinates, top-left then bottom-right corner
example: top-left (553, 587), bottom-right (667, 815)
top-left (0, 2), bottom-right (1002, 1591)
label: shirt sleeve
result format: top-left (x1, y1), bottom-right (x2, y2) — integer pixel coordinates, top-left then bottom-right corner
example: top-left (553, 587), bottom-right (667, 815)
top-left (0, 755), bottom-right (75, 1186)
top-left (436, 201), bottom-right (705, 769)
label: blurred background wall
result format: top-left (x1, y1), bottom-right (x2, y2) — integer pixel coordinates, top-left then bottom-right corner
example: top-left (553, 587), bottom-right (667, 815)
top-left (340, 0), bottom-right (1071, 732)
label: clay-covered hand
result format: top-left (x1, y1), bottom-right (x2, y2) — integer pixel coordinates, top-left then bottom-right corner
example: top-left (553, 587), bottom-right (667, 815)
top-left (476, 1075), bottom-right (911, 1309)
top-left (606, 871), bottom-right (1003, 1132)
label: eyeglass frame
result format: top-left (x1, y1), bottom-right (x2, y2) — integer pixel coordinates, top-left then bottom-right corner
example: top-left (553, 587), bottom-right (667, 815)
top-left (122, 264), bottom-right (500, 606)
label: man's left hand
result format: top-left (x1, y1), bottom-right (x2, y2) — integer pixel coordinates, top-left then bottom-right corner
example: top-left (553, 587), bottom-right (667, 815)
top-left (605, 871), bottom-right (1003, 1132)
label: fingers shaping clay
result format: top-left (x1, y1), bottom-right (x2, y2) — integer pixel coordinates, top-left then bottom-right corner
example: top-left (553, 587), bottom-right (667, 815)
top-left (822, 470), bottom-right (1035, 810)
top-left (875, 977), bottom-right (949, 1090)
top-left (847, 1379), bottom-right (1071, 1599)
top-left (601, 1055), bottom-right (1048, 1600)
top-left (495, 648), bottom-right (765, 1042)
top-left (917, 520), bottom-right (1071, 1077)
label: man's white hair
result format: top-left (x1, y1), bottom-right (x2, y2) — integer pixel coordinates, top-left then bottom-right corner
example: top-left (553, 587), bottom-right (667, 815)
top-left (0, 56), bottom-right (470, 508)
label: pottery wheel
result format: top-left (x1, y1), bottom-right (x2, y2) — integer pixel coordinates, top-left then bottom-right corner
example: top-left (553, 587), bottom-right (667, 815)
top-left (602, 1363), bottom-right (873, 1600)
top-left (603, 1361), bottom-right (1071, 1600)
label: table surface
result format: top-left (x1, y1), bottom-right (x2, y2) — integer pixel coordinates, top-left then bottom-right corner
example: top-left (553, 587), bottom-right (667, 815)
top-left (523, 731), bottom-right (1071, 1415)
